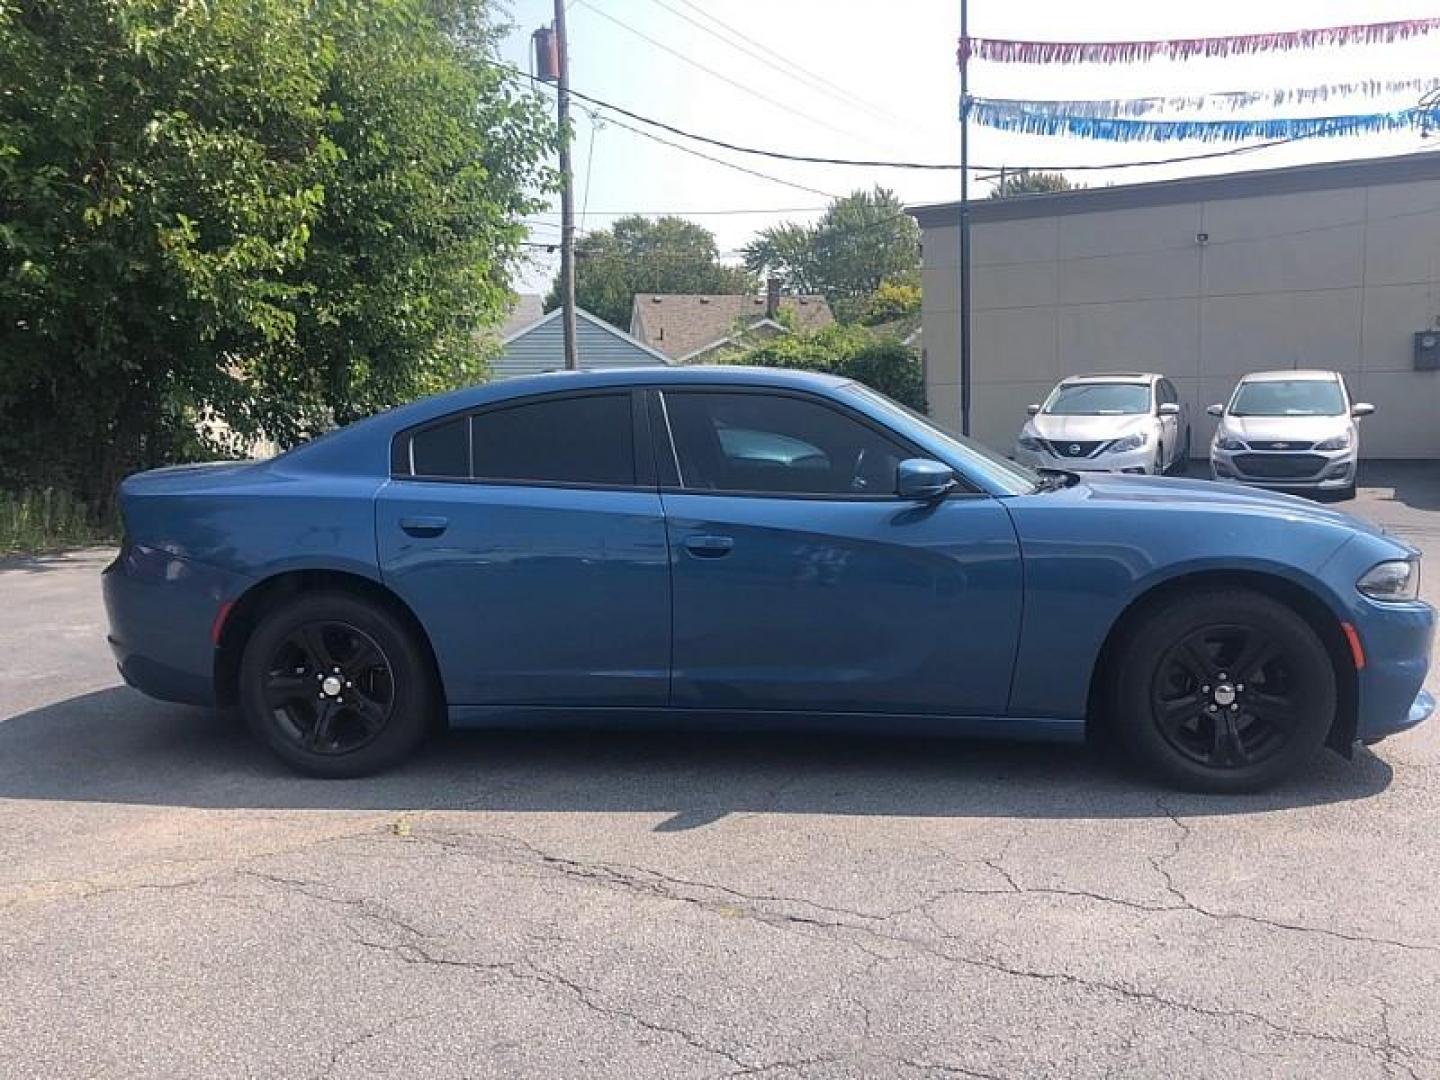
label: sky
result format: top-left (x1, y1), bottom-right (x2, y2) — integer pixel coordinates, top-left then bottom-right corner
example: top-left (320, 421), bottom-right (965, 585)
top-left (496, 0), bottom-right (1440, 294)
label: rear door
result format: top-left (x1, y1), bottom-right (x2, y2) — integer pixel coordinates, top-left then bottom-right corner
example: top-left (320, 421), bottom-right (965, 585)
top-left (653, 387), bottom-right (1023, 716)
top-left (377, 389), bottom-right (670, 707)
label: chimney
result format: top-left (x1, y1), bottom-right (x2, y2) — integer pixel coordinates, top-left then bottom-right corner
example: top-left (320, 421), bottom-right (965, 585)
top-left (765, 276), bottom-right (781, 320)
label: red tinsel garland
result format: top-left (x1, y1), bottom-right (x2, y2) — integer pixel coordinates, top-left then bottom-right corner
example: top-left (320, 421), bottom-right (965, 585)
top-left (959, 17), bottom-right (1440, 65)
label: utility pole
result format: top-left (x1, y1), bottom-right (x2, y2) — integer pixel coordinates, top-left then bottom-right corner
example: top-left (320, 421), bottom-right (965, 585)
top-left (554, 0), bottom-right (579, 369)
top-left (958, 0), bottom-right (972, 436)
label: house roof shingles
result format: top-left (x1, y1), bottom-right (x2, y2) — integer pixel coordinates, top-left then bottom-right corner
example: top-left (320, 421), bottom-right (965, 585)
top-left (630, 293), bottom-right (834, 360)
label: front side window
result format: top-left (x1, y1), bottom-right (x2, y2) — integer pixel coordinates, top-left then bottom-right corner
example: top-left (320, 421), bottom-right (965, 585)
top-left (1158, 380), bottom-right (1178, 405)
top-left (472, 394), bottom-right (635, 485)
top-left (1044, 382), bottom-right (1152, 416)
top-left (1229, 380), bottom-right (1345, 417)
top-left (662, 391), bottom-right (910, 496)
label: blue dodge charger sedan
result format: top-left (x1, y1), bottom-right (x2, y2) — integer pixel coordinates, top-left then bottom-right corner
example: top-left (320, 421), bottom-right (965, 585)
top-left (104, 367), bottom-right (1435, 791)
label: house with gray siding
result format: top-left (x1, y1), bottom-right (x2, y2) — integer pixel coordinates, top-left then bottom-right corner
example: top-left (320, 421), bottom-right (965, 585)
top-left (910, 150), bottom-right (1440, 460)
top-left (492, 306), bottom-right (670, 380)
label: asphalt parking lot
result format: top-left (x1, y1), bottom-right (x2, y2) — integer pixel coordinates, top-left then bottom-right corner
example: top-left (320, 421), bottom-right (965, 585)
top-left (2, 464), bottom-right (1438, 1079)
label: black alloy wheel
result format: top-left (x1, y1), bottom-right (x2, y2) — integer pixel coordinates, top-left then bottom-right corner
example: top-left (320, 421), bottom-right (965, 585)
top-left (239, 592), bottom-right (434, 777)
top-left (263, 621), bottom-right (394, 755)
top-left (1150, 623), bottom-right (1297, 770)
top-left (1110, 588), bottom-right (1335, 792)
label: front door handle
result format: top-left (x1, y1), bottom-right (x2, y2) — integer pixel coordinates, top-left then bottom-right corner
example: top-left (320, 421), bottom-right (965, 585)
top-left (399, 515), bottom-right (449, 538)
top-left (683, 534), bottom-right (734, 558)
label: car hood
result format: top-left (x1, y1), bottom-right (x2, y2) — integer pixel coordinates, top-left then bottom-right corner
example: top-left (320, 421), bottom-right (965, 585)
top-left (1066, 472), bottom-right (1386, 537)
top-left (1222, 415), bottom-right (1350, 443)
top-left (1028, 413), bottom-right (1150, 441)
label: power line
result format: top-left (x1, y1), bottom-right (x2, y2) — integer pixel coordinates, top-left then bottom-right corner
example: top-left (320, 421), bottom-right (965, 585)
top-left (571, 0), bottom-right (878, 147)
top-left (529, 205), bottom-right (830, 217)
top-left (639, 0), bottom-right (913, 133)
top-left (597, 111), bottom-right (841, 199)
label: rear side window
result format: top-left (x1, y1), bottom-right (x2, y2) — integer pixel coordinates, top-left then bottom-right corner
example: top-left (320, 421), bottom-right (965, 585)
top-left (409, 418), bottom-right (469, 478)
top-left (471, 393), bottom-right (635, 486)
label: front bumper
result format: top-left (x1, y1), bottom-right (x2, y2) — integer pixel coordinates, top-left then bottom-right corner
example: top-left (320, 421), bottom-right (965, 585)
top-left (1015, 444), bottom-right (1155, 475)
top-left (1352, 599), bottom-right (1435, 743)
top-left (1211, 445), bottom-right (1357, 490)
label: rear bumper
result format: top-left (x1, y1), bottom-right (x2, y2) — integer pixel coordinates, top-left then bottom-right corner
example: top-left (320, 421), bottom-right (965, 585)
top-left (102, 546), bottom-right (251, 707)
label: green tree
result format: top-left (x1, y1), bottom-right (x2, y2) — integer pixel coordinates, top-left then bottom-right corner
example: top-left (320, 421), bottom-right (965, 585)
top-left (743, 187), bottom-right (919, 322)
top-left (740, 324), bottom-right (925, 411)
top-left (551, 215), bottom-right (752, 330)
top-left (989, 170), bottom-right (1073, 198)
top-left (0, 0), bottom-right (552, 510)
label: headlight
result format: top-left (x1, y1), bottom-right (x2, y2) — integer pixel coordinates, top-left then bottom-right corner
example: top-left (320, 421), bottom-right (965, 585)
top-left (1315, 432), bottom-right (1352, 451)
top-left (1108, 432), bottom-right (1148, 453)
top-left (1017, 436), bottom-right (1044, 452)
top-left (1357, 559), bottom-right (1420, 602)
top-left (1214, 435), bottom-right (1246, 451)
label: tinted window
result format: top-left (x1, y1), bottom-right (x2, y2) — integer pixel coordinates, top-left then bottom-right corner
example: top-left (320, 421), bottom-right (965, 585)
top-left (472, 394), bottom-right (635, 485)
top-left (662, 391), bottom-right (910, 496)
top-left (1044, 383), bottom-right (1151, 416)
top-left (409, 418), bottom-right (469, 478)
top-left (1158, 380), bottom-right (1177, 405)
top-left (1230, 380), bottom-right (1344, 417)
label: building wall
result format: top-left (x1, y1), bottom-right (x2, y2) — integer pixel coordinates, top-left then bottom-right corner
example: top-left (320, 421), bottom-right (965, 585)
top-left (494, 313), bottom-right (666, 380)
top-left (919, 176), bottom-right (1440, 459)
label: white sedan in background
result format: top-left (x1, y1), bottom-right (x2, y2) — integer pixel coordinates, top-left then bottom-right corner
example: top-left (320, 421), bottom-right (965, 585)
top-left (1014, 372), bottom-right (1190, 475)
top-left (1209, 369), bottom-right (1372, 500)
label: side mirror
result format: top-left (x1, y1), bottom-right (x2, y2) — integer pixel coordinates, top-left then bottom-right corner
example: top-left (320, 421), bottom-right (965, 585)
top-left (897, 458), bottom-right (957, 501)
top-left (1026, 403), bottom-right (1041, 416)
top-left (1206, 403), bottom-right (1224, 417)
top-left (1351, 402), bottom-right (1375, 418)
top-left (1158, 402), bottom-right (1180, 416)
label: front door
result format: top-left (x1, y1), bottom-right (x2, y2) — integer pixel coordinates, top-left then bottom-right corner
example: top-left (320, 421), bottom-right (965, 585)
top-left (377, 389), bottom-right (670, 707)
top-left (654, 388), bottom-right (1023, 716)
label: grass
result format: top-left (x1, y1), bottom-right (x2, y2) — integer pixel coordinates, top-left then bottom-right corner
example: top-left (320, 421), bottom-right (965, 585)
top-left (0, 488), bottom-right (116, 557)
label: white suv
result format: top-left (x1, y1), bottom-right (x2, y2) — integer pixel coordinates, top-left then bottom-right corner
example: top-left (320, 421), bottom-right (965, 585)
top-left (1014, 372), bottom-right (1190, 475)
top-left (1208, 370), bottom-right (1373, 500)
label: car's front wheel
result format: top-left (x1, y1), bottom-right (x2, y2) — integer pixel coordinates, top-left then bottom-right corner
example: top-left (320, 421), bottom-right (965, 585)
top-left (239, 592), bottom-right (435, 777)
top-left (1109, 588), bottom-right (1335, 792)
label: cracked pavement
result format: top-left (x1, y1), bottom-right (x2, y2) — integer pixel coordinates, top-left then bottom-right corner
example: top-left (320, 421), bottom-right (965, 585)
top-left (2, 467), bottom-right (1438, 1078)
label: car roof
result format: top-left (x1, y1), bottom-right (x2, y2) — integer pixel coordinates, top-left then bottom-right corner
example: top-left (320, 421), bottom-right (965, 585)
top-left (1236, 369), bottom-right (1341, 383)
top-left (1059, 372), bottom-right (1159, 384)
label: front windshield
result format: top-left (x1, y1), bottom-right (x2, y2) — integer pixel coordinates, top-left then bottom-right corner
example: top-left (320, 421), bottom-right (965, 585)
top-left (1044, 382), bottom-right (1151, 416)
top-left (844, 383), bottom-right (1041, 496)
top-left (1230, 379), bottom-right (1345, 417)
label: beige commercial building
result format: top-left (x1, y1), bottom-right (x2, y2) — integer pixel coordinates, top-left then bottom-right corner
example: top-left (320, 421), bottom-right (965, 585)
top-left (910, 151), bottom-right (1440, 459)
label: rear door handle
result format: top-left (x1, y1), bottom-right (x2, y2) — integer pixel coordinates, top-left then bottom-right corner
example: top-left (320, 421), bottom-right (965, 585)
top-left (683, 534), bottom-right (734, 558)
top-left (399, 515), bottom-right (449, 538)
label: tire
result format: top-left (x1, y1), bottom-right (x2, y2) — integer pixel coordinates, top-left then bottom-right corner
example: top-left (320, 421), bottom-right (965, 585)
top-left (1152, 444), bottom-right (1164, 475)
top-left (239, 591), bottom-right (435, 777)
top-left (1107, 588), bottom-right (1335, 793)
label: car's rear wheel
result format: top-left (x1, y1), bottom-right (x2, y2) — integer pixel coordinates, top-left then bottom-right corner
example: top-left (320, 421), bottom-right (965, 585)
top-left (1109, 588), bottom-right (1335, 792)
top-left (239, 592), bottom-right (434, 777)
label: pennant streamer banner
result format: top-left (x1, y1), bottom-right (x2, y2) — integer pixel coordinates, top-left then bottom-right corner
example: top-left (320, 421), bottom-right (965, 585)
top-left (975, 78), bottom-right (1440, 119)
top-left (969, 102), bottom-right (1428, 143)
top-left (961, 18), bottom-right (1440, 64)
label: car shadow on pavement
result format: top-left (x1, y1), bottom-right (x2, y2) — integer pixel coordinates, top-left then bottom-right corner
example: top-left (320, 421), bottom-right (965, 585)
top-left (1, 687), bottom-right (1397, 827)
top-left (1359, 461), bottom-right (1440, 513)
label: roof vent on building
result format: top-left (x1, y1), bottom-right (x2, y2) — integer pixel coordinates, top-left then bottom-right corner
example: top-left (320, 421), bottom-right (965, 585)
top-left (651, 296), bottom-right (662, 303)
top-left (699, 297), bottom-right (710, 304)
